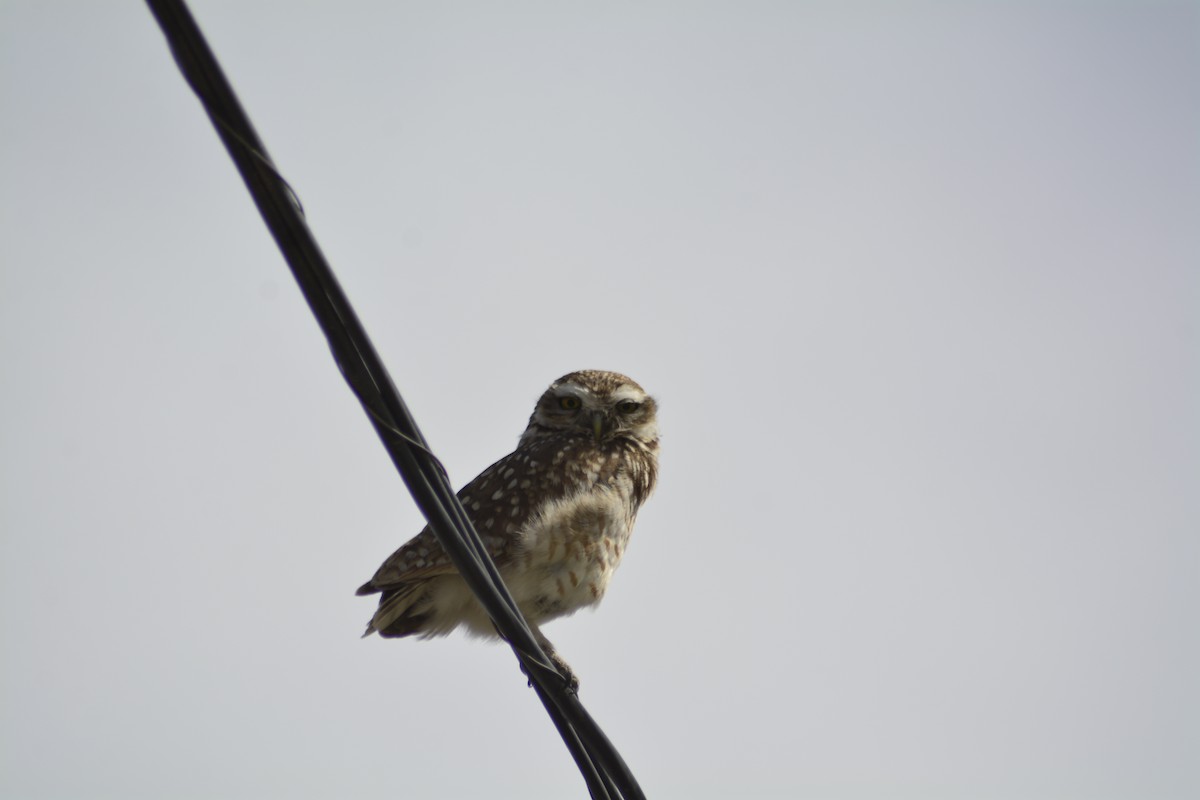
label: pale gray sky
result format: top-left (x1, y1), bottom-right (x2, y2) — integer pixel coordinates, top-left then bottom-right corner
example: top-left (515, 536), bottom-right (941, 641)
top-left (2, 2), bottom-right (1197, 799)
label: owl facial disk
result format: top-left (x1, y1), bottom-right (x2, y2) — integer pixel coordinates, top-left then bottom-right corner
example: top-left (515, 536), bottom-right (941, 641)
top-left (521, 371), bottom-right (658, 447)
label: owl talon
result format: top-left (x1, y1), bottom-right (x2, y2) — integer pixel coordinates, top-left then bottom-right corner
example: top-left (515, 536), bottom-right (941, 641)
top-left (529, 627), bottom-right (580, 691)
top-left (519, 656), bottom-right (579, 692)
top-left (551, 653), bottom-right (581, 693)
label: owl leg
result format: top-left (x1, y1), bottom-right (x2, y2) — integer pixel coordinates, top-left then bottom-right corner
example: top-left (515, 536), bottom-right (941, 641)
top-left (524, 624), bottom-right (580, 692)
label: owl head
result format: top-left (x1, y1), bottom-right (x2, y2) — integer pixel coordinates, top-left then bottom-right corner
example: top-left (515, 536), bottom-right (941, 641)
top-left (521, 370), bottom-right (658, 447)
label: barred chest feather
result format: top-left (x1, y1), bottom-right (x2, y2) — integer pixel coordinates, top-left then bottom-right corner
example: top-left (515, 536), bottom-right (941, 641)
top-left (425, 443), bottom-right (650, 638)
top-left (504, 482), bottom-right (637, 621)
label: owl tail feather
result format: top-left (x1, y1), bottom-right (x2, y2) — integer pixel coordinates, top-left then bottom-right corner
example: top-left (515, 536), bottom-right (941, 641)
top-left (362, 583), bottom-right (429, 639)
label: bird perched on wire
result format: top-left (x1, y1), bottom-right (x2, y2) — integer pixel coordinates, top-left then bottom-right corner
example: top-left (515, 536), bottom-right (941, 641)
top-left (357, 370), bottom-right (659, 688)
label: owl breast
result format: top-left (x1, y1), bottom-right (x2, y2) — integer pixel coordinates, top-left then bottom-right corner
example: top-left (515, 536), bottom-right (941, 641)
top-left (502, 485), bottom-right (636, 623)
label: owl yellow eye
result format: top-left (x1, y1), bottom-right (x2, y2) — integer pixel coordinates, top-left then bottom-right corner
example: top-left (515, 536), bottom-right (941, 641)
top-left (558, 396), bottom-right (582, 410)
top-left (616, 400), bottom-right (640, 414)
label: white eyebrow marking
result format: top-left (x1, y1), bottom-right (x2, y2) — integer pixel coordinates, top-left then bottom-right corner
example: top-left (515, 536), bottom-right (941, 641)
top-left (610, 386), bottom-right (647, 403)
top-left (553, 383), bottom-right (592, 399)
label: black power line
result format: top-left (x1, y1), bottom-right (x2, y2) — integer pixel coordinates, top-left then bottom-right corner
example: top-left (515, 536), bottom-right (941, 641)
top-left (143, 3), bottom-right (648, 798)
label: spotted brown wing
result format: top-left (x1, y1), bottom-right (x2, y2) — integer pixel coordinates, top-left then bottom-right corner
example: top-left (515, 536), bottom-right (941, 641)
top-left (356, 437), bottom-right (580, 595)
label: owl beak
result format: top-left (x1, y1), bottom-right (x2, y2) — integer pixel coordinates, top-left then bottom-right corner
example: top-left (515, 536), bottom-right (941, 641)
top-left (591, 411), bottom-right (605, 443)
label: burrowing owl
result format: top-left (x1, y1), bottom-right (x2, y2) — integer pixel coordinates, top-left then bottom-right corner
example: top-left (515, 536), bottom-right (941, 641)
top-left (357, 370), bottom-right (659, 686)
